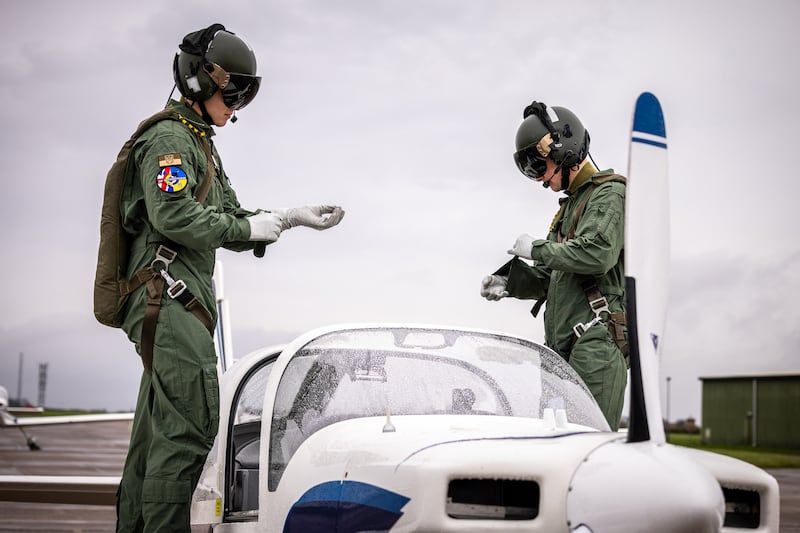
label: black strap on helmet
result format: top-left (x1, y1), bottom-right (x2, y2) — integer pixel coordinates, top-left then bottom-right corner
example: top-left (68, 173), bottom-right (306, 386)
top-left (177, 23), bottom-right (227, 125)
top-left (524, 101), bottom-right (569, 190)
top-left (179, 23), bottom-right (226, 56)
top-left (523, 101), bottom-right (561, 145)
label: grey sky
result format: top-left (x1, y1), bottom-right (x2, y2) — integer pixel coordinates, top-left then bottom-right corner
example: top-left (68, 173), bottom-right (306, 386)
top-left (1, 0), bottom-right (797, 422)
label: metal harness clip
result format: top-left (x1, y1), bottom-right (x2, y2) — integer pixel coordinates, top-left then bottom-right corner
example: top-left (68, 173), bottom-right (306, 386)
top-left (150, 245), bottom-right (177, 270)
top-left (572, 296), bottom-right (610, 338)
top-left (165, 279), bottom-right (187, 300)
top-left (150, 245), bottom-right (187, 300)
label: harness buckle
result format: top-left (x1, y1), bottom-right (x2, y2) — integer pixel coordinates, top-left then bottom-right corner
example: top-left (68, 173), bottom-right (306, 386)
top-left (154, 267), bottom-right (187, 300)
top-left (573, 316), bottom-right (601, 338)
top-left (166, 279), bottom-right (188, 300)
top-left (150, 245), bottom-right (178, 271)
top-left (587, 296), bottom-right (610, 318)
top-left (149, 245), bottom-right (187, 299)
top-left (573, 296), bottom-right (610, 338)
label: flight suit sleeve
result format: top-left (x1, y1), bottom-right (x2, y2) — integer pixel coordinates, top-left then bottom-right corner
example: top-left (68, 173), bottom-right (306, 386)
top-left (528, 183), bottom-right (625, 276)
top-left (137, 132), bottom-right (252, 250)
top-left (217, 171), bottom-right (260, 252)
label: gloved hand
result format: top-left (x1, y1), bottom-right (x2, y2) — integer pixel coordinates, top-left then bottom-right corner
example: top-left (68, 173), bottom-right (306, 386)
top-left (272, 205), bottom-right (345, 231)
top-left (480, 275), bottom-right (509, 301)
top-left (246, 211), bottom-right (283, 242)
top-left (507, 233), bottom-right (535, 260)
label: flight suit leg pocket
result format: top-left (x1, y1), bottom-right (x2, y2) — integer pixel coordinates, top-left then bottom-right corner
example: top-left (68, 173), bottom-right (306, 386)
top-left (201, 364), bottom-right (220, 441)
top-left (142, 477), bottom-right (191, 503)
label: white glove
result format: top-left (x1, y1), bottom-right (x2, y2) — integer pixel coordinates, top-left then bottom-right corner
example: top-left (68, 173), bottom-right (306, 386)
top-left (480, 275), bottom-right (509, 301)
top-left (246, 212), bottom-right (283, 242)
top-left (507, 233), bottom-right (535, 259)
top-left (272, 205), bottom-right (345, 231)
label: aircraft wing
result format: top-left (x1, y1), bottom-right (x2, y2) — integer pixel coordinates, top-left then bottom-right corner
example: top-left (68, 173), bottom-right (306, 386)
top-left (6, 406), bottom-right (44, 414)
top-left (0, 475), bottom-right (119, 505)
top-left (0, 410), bottom-right (134, 428)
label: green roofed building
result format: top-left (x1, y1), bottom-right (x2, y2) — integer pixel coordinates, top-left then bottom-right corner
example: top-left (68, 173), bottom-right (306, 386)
top-left (699, 372), bottom-right (800, 450)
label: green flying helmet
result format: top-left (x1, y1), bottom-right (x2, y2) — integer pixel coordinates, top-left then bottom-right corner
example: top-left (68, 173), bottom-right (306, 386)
top-left (173, 24), bottom-right (261, 110)
top-left (513, 102), bottom-right (590, 181)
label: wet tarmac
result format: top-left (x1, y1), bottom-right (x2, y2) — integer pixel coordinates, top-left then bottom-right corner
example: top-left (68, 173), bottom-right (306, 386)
top-left (0, 420), bottom-right (129, 532)
top-left (0, 420), bottom-right (797, 532)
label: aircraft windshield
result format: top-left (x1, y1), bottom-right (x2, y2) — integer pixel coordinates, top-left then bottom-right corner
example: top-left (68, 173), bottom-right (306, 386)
top-left (268, 326), bottom-right (609, 490)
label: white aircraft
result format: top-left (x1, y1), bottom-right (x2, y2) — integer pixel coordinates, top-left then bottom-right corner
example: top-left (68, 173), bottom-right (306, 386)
top-left (0, 93), bottom-right (782, 531)
top-left (0, 385), bottom-right (133, 451)
top-left (188, 323), bottom-right (779, 532)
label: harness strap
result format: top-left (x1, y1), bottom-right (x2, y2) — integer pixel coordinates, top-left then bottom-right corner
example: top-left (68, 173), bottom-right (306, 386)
top-left (560, 174), bottom-right (627, 242)
top-left (118, 268), bottom-right (156, 299)
top-left (194, 135), bottom-right (215, 205)
top-left (575, 273), bottom-right (629, 363)
top-left (136, 264), bottom-right (214, 374)
top-left (171, 286), bottom-right (215, 333)
top-left (608, 310), bottom-right (628, 362)
top-left (141, 272), bottom-right (164, 374)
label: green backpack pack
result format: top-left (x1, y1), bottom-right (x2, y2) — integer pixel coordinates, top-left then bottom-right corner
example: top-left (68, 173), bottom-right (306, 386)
top-left (93, 108), bottom-right (214, 328)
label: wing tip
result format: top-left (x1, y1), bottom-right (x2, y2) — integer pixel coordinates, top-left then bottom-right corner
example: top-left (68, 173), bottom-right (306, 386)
top-left (633, 92), bottom-right (666, 139)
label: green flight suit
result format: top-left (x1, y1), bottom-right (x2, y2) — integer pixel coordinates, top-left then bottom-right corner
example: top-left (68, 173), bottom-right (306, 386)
top-left (501, 164), bottom-right (628, 430)
top-left (116, 100), bottom-right (258, 532)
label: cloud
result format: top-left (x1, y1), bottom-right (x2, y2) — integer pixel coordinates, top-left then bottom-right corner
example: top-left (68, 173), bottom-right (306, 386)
top-left (0, 315), bottom-right (139, 411)
top-left (660, 249), bottom-right (800, 421)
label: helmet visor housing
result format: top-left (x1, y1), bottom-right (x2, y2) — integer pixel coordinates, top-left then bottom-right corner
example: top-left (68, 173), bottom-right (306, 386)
top-left (221, 73), bottom-right (261, 110)
top-left (514, 144), bottom-right (548, 180)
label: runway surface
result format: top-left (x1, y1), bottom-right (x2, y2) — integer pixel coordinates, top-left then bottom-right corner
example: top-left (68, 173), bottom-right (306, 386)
top-left (0, 420), bottom-right (798, 532)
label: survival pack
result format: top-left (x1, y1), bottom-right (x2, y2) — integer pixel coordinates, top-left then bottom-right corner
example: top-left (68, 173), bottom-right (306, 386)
top-left (92, 108), bottom-right (213, 328)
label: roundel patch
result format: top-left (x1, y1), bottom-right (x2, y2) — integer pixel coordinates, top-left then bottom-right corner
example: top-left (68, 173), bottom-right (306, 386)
top-left (157, 166), bottom-right (188, 193)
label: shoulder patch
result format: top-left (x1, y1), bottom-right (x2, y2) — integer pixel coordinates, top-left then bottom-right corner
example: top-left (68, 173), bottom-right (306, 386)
top-left (157, 166), bottom-right (188, 193)
top-left (158, 153), bottom-right (182, 167)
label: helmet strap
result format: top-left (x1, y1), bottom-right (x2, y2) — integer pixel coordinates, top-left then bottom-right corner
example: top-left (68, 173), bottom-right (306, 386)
top-left (198, 100), bottom-right (214, 125)
top-left (183, 96), bottom-right (215, 126)
top-left (560, 163), bottom-right (571, 192)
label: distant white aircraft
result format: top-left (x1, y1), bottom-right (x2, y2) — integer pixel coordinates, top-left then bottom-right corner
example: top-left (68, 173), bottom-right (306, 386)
top-left (0, 384), bottom-right (133, 450)
top-left (0, 93), bottom-right (782, 531)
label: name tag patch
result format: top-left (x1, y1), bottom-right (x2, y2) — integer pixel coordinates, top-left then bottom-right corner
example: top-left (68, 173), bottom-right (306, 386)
top-left (158, 153), bottom-right (182, 167)
top-left (157, 166), bottom-right (188, 193)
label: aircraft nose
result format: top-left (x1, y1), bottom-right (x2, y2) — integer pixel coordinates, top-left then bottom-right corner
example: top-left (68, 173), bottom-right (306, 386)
top-left (566, 441), bottom-right (724, 532)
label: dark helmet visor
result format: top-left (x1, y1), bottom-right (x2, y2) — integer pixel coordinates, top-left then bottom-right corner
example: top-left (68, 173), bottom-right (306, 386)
top-left (222, 73), bottom-right (261, 110)
top-left (514, 144), bottom-right (548, 180)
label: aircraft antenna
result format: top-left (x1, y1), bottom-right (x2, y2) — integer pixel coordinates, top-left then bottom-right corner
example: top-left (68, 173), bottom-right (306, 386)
top-left (38, 363), bottom-right (48, 408)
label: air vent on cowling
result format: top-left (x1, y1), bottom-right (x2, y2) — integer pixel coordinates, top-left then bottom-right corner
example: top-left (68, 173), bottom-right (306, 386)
top-left (722, 487), bottom-right (760, 529)
top-left (446, 479), bottom-right (539, 520)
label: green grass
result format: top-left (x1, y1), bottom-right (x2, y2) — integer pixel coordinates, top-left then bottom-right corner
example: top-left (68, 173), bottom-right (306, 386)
top-left (668, 433), bottom-right (800, 468)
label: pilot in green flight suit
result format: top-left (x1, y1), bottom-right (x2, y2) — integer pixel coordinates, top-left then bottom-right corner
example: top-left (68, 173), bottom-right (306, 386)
top-left (115, 24), bottom-right (344, 532)
top-left (481, 101), bottom-right (628, 431)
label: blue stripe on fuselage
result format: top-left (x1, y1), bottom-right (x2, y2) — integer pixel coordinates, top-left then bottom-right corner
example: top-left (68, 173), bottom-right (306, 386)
top-left (294, 480), bottom-right (409, 513)
top-left (284, 480), bottom-right (411, 533)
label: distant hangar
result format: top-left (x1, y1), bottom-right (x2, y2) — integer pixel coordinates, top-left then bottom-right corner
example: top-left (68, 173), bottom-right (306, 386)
top-left (700, 372), bottom-right (799, 449)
